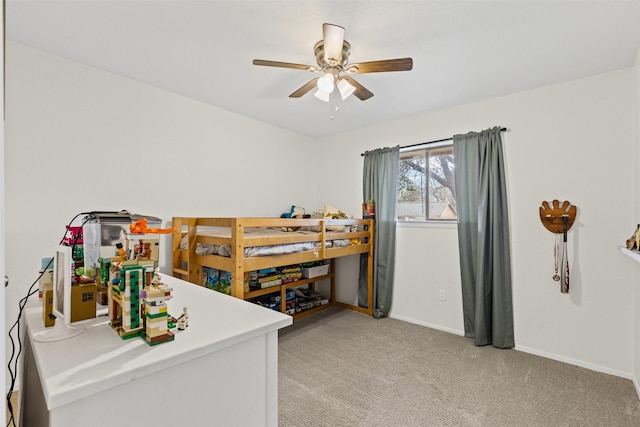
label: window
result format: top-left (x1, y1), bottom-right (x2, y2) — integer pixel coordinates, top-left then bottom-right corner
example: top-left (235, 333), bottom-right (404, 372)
top-left (397, 141), bottom-right (456, 221)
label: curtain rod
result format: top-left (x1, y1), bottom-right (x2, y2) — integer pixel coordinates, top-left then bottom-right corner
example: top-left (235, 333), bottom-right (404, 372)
top-left (360, 127), bottom-right (507, 156)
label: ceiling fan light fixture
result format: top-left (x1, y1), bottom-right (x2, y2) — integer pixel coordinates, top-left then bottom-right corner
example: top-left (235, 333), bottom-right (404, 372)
top-left (317, 72), bottom-right (335, 94)
top-left (314, 89), bottom-right (331, 102)
top-left (337, 78), bottom-right (355, 100)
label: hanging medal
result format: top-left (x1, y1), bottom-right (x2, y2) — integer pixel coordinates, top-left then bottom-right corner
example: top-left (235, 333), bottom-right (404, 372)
top-left (553, 233), bottom-right (561, 282)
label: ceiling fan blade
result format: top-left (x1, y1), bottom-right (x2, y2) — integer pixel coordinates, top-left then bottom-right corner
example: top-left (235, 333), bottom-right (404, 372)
top-left (341, 76), bottom-right (374, 101)
top-left (253, 59), bottom-right (315, 71)
top-left (347, 58), bottom-right (413, 74)
top-left (322, 23), bottom-right (345, 64)
top-left (289, 77), bottom-right (320, 98)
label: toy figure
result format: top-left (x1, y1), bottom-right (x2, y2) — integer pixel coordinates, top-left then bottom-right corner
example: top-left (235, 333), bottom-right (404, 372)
top-left (177, 307), bottom-right (189, 330)
top-left (151, 267), bottom-right (162, 285)
top-left (142, 243), bottom-right (152, 259)
top-left (115, 243), bottom-right (126, 260)
top-left (133, 239), bottom-right (143, 258)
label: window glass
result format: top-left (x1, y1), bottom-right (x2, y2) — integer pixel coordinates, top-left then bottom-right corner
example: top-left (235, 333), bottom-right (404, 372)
top-left (398, 142), bottom-right (456, 221)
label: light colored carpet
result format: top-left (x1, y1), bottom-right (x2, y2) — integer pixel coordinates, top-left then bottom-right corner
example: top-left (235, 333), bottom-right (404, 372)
top-left (279, 307), bottom-right (640, 427)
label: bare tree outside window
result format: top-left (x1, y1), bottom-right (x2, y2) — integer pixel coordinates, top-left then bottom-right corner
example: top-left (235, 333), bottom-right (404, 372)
top-left (397, 143), bottom-right (456, 221)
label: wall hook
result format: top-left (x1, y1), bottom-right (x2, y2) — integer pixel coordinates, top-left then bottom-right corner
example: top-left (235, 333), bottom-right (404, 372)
top-left (539, 200), bottom-right (577, 234)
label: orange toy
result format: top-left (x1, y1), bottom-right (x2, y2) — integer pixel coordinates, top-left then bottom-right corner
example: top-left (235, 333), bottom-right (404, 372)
top-left (130, 218), bottom-right (175, 235)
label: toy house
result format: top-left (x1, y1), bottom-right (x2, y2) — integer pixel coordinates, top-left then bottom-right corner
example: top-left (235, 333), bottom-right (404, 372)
top-left (82, 211), bottom-right (162, 287)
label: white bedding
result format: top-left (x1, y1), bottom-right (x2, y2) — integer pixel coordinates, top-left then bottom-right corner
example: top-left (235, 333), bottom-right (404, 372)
top-left (179, 227), bottom-right (349, 258)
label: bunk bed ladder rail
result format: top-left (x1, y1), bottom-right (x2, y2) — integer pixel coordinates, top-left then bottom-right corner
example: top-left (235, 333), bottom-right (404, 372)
top-left (172, 217), bottom-right (189, 279)
top-left (231, 218), bottom-right (246, 298)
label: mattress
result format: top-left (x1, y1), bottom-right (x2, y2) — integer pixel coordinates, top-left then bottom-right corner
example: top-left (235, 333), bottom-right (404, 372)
top-left (179, 227), bottom-right (349, 258)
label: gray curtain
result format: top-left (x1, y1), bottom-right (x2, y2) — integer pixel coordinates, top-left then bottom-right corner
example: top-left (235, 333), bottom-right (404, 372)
top-left (453, 127), bottom-right (514, 348)
top-left (358, 146), bottom-right (399, 318)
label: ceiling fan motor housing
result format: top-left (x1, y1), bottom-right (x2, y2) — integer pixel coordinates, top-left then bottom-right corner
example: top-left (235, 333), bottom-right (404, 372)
top-left (314, 40), bottom-right (351, 70)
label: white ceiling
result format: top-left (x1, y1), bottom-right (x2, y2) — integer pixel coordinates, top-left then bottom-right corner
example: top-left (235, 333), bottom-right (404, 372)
top-left (6, 1), bottom-right (640, 138)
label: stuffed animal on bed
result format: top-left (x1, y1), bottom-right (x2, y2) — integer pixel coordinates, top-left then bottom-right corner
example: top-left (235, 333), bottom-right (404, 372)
top-left (280, 205), bottom-right (305, 218)
top-left (280, 205), bottom-right (309, 232)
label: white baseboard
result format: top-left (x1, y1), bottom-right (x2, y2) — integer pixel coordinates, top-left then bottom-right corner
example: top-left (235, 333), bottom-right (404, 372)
top-left (389, 313), bottom-right (465, 337)
top-left (515, 344), bottom-right (634, 381)
top-left (633, 375), bottom-right (640, 401)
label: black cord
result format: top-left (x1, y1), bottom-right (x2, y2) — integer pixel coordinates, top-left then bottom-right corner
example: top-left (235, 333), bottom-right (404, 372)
top-left (5, 212), bottom-right (91, 427)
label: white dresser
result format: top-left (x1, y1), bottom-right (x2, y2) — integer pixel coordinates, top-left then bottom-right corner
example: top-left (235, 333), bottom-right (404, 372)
top-left (19, 275), bottom-right (292, 427)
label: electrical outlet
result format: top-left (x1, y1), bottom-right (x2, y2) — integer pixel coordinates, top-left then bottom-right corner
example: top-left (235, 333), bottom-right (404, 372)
top-left (439, 289), bottom-right (446, 301)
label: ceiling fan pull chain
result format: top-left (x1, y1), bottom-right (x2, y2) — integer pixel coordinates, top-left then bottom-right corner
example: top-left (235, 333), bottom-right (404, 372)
top-left (329, 91), bottom-right (335, 120)
top-left (330, 89), bottom-right (340, 120)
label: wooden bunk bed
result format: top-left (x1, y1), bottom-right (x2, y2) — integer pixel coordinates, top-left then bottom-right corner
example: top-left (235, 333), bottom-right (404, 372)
top-left (171, 217), bottom-right (374, 318)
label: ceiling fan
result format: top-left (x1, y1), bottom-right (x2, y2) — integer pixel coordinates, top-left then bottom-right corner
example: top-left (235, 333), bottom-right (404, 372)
top-left (253, 23), bottom-right (413, 103)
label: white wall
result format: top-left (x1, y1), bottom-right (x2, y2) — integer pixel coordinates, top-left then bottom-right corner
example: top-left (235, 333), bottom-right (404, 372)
top-left (632, 50), bottom-right (640, 394)
top-left (318, 69), bottom-right (637, 377)
top-left (4, 42), bottom-right (317, 388)
top-left (0, 5), bottom-right (5, 422)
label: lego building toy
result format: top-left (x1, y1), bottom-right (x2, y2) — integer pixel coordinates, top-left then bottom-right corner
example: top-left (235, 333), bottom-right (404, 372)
top-left (108, 262), bottom-right (177, 346)
top-left (142, 268), bottom-right (175, 345)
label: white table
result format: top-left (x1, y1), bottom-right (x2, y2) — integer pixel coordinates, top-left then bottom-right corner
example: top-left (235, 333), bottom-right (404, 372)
top-left (19, 275), bottom-right (292, 427)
